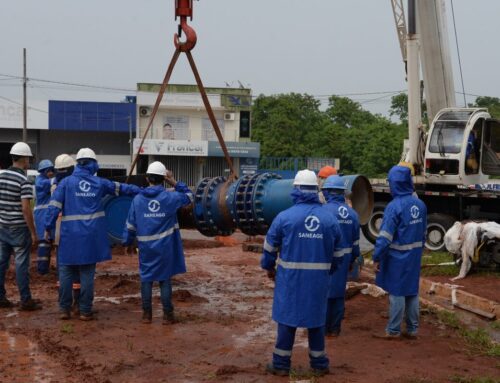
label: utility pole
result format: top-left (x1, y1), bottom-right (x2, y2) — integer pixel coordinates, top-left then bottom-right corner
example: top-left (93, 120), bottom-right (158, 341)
top-left (22, 48), bottom-right (27, 142)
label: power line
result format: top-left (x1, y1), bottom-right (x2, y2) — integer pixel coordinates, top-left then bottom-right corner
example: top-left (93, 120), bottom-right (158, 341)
top-left (0, 95), bottom-right (48, 114)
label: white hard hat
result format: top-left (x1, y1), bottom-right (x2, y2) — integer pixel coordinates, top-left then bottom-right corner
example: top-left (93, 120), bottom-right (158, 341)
top-left (76, 148), bottom-right (97, 161)
top-left (293, 169), bottom-right (318, 186)
top-left (10, 142), bottom-right (33, 157)
top-left (146, 161), bottom-right (167, 176)
top-left (54, 154), bottom-right (76, 170)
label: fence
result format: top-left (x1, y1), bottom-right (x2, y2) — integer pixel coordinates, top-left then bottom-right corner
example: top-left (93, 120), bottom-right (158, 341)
top-left (258, 157), bottom-right (340, 179)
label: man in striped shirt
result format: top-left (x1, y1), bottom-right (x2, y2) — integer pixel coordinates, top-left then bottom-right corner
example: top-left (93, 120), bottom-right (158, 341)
top-left (0, 142), bottom-right (42, 310)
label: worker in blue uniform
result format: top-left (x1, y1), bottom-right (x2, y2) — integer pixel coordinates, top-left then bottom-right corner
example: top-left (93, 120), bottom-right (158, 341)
top-left (52, 154), bottom-right (81, 313)
top-left (34, 160), bottom-right (55, 275)
top-left (122, 161), bottom-right (193, 324)
top-left (45, 148), bottom-right (141, 321)
top-left (373, 165), bottom-right (427, 339)
top-left (321, 175), bottom-right (360, 337)
top-left (261, 169), bottom-right (342, 377)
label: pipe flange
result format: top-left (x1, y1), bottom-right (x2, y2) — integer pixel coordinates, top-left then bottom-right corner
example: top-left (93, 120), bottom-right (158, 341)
top-left (193, 176), bottom-right (235, 237)
top-left (233, 172), bottom-right (281, 236)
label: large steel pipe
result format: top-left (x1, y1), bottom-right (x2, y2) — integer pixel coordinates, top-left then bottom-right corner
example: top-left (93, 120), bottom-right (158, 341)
top-left (104, 173), bottom-right (374, 243)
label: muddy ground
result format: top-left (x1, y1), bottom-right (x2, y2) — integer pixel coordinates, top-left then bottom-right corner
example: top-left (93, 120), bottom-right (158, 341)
top-left (1, 234), bottom-right (499, 383)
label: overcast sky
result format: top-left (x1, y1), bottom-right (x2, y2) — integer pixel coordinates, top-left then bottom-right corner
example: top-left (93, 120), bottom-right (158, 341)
top-left (1, 0), bottom-right (499, 125)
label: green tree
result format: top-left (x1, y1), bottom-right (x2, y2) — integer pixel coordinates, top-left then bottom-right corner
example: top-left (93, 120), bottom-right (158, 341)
top-left (251, 93), bottom-right (330, 158)
top-left (251, 93), bottom-right (408, 178)
top-left (389, 93), bottom-right (408, 125)
top-left (470, 96), bottom-right (500, 119)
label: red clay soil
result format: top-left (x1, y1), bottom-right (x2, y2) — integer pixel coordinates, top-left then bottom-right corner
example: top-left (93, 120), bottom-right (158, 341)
top-left (425, 274), bottom-right (500, 303)
top-left (0, 241), bottom-right (499, 383)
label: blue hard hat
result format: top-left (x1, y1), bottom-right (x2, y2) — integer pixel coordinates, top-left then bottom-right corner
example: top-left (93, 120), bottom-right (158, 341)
top-left (322, 175), bottom-right (346, 190)
top-left (38, 159), bottom-right (54, 172)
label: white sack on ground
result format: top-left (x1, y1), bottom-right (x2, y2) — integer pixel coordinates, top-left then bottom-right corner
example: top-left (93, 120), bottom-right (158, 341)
top-left (444, 221), bottom-right (500, 281)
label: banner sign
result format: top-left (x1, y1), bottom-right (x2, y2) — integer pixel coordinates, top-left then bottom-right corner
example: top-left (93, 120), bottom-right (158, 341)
top-left (133, 139), bottom-right (208, 157)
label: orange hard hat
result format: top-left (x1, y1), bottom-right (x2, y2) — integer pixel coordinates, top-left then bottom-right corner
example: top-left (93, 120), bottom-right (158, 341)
top-left (318, 166), bottom-right (337, 178)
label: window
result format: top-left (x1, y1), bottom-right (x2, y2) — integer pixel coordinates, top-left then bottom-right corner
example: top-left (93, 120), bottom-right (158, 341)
top-left (429, 121), bottom-right (466, 155)
top-left (202, 118), bottom-right (225, 141)
top-left (162, 116), bottom-right (189, 140)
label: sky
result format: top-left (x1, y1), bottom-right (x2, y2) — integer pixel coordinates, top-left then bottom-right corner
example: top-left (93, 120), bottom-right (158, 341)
top-left (1, 0), bottom-right (499, 128)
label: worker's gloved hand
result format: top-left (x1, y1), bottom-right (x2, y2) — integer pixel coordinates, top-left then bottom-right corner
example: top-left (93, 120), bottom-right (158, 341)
top-left (267, 268), bottom-right (276, 281)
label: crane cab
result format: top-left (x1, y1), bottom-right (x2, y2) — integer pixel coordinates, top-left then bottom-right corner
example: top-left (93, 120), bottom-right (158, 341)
top-left (424, 108), bottom-right (500, 186)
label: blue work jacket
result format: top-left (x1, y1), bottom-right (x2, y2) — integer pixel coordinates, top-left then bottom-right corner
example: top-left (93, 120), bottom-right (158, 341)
top-left (323, 193), bottom-right (360, 298)
top-left (261, 189), bottom-right (342, 328)
top-left (34, 173), bottom-right (54, 239)
top-left (373, 166), bottom-right (427, 296)
top-left (122, 183), bottom-right (193, 282)
top-left (45, 163), bottom-right (141, 265)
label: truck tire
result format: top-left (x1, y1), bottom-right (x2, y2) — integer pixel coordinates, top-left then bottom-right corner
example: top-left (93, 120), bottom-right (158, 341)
top-left (426, 213), bottom-right (456, 252)
top-left (361, 202), bottom-right (387, 244)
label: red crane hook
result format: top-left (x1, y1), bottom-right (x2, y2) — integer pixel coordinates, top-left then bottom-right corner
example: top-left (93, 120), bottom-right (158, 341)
top-left (174, 0), bottom-right (197, 52)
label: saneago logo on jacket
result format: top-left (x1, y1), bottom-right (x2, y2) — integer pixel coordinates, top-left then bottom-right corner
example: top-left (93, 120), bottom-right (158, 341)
top-left (75, 180), bottom-right (96, 197)
top-left (144, 199), bottom-right (165, 218)
top-left (410, 205), bottom-right (422, 224)
top-left (299, 215), bottom-right (323, 239)
top-left (338, 206), bottom-right (349, 219)
top-left (148, 200), bottom-right (160, 213)
top-left (338, 205), bottom-right (353, 224)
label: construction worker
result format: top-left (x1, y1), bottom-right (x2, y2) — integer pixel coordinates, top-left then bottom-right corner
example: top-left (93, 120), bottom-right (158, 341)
top-left (261, 169), bottom-right (342, 377)
top-left (52, 154), bottom-right (80, 313)
top-left (321, 175), bottom-right (360, 337)
top-left (34, 159), bottom-right (55, 275)
top-left (45, 148), bottom-right (141, 321)
top-left (122, 161), bottom-right (193, 324)
top-left (373, 165), bottom-right (427, 339)
top-left (317, 165), bottom-right (337, 203)
top-left (0, 142), bottom-right (42, 310)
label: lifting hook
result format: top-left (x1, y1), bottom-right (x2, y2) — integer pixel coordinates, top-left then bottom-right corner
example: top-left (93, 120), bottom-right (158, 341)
top-left (174, 0), bottom-right (197, 52)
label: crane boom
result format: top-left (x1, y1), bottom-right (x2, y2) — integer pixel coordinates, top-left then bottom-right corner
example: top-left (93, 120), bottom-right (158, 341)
top-left (390, 0), bottom-right (408, 66)
top-left (417, 0), bottom-right (456, 124)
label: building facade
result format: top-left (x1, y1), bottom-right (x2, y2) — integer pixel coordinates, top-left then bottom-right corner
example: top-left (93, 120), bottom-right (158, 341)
top-left (134, 83), bottom-right (259, 186)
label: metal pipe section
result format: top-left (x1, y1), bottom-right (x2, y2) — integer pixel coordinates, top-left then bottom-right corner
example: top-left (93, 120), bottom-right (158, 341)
top-left (192, 173), bottom-right (374, 235)
top-left (104, 173), bottom-right (374, 243)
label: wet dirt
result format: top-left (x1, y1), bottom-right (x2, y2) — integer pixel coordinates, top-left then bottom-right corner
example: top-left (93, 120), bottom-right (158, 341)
top-left (426, 274), bottom-right (499, 303)
top-left (0, 237), bottom-right (499, 382)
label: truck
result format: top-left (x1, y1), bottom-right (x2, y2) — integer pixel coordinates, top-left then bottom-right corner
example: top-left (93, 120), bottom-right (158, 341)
top-left (363, 1), bottom-right (500, 254)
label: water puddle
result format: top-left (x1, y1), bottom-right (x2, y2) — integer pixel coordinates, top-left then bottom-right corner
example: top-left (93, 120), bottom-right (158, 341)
top-left (0, 329), bottom-right (56, 382)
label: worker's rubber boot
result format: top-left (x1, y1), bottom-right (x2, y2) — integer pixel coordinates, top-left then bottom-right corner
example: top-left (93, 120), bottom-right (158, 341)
top-left (402, 332), bottom-right (418, 340)
top-left (59, 309), bottom-right (71, 320)
top-left (311, 367), bottom-right (330, 377)
top-left (0, 297), bottom-right (15, 308)
top-left (142, 309), bottom-right (152, 324)
top-left (162, 311), bottom-right (175, 325)
top-left (19, 298), bottom-right (42, 311)
top-left (265, 363), bottom-right (289, 376)
top-left (79, 312), bottom-right (94, 321)
top-left (372, 332), bottom-right (401, 340)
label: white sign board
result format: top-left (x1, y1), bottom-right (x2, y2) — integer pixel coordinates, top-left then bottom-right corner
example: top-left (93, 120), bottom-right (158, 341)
top-left (133, 139), bottom-right (208, 157)
top-left (137, 92), bottom-right (221, 109)
top-left (0, 99), bottom-right (48, 130)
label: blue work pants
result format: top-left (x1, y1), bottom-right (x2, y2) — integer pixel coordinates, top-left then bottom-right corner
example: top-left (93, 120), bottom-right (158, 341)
top-left (325, 297), bottom-right (345, 335)
top-left (141, 280), bottom-right (173, 314)
top-left (36, 240), bottom-right (52, 275)
top-left (272, 323), bottom-right (329, 371)
top-left (0, 225), bottom-right (32, 303)
top-left (387, 294), bottom-right (419, 335)
top-left (59, 264), bottom-right (95, 315)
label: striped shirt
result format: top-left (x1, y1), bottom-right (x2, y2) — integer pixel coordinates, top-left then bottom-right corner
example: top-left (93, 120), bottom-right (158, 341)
top-left (0, 167), bottom-right (33, 226)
